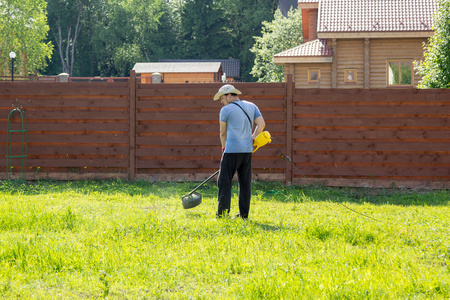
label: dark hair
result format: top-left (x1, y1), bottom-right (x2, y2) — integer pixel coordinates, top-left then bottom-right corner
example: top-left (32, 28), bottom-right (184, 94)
top-left (226, 93), bottom-right (238, 97)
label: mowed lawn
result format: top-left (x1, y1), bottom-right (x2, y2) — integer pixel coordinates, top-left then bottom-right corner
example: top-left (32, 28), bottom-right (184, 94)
top-left (0, 180), bottom-right (448, 299)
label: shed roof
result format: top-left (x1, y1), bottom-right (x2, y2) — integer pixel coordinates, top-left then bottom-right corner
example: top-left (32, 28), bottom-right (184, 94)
top-left (133, 62), bottom-right (222, 74)
top-left (159, 59), bottom-right (240, 77)
top-left (274, 38), bottom-right (332, 58)
top-left (318, 0), bottom-right (437, 33)
top-left (273, 38), bottom-right (332, 63)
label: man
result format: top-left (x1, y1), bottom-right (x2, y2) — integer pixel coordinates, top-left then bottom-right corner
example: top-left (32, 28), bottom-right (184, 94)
top-left (213, 84), bottom-right (266, 219)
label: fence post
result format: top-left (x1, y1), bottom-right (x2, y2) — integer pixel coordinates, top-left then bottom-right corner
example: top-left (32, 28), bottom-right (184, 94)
top-left (285, 74), bottom-right (294, 185)
top-left (129, 70), bottom-right (137, 180)
top-left (32, 70), bottom-right (38, 82)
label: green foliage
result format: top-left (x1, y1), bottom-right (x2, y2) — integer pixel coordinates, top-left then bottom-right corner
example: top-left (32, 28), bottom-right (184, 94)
top-left (45, 0), bottom-right (164, 76)
top-left (220, 0), bottom-right (279, 82)
top-left (46, 0), bottom-right (89, 76)
top-left (42, 0), bottom-right (279, 80)
top-left (0, 180), bottom-right (448, 298)
top-left (250, 8), bottom-right (303, 82)
top-left (415, 0), bottom-right (450, 88)
top-left (0, 0), bottom-right (53, 76)
top-left (94, 0), bottom-right (163, 76)
top-left (180, 0), bottom-right (229, 59)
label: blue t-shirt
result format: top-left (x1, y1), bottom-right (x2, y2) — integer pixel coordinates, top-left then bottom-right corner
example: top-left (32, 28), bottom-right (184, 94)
top-left (219, 100), bottom-right (262, 153)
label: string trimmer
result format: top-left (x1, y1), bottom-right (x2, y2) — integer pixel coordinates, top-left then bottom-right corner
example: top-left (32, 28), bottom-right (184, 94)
top-left (181, 131), bottom-right (271, 209)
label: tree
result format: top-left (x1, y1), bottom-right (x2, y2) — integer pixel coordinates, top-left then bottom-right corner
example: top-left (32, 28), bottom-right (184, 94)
top-left (179, 0), bottom-right (231, 59)
top-left (415, 0), bottom-right (450, 88)
top-left (250, 8), bottom-right (302, 82)
top-left (91, 0), bottom-right (163, 76)
top-left (220, 0), bottom-right (278, 81)
top-left (42, 0), bottom-right (283, 79)
top-left (0, 0), bottom-right (53, 76)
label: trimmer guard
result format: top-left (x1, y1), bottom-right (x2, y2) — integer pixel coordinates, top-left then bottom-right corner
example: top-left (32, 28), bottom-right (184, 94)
top-left (182, 192), bottom-right (202, 209)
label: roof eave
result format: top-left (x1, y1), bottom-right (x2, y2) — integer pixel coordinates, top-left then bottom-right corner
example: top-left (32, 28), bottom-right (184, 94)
top-left (273, 56), bottom-right (332, 64)
top-left (317, 31), bottom-right (433, 39)
top-left (298, 3), bottom-right (319, 9)
top-left (135, 71), bottom-right (221, 74)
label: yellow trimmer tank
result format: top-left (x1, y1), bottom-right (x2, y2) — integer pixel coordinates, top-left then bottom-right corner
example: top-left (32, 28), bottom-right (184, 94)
top-left (253, 131), bottom-right (271, 153)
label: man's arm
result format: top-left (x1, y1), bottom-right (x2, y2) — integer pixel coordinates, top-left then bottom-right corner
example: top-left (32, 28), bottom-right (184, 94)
top-left (220, 121), bottom-right (227, 150)
top-left (252, 116), bottom-right (266, 140)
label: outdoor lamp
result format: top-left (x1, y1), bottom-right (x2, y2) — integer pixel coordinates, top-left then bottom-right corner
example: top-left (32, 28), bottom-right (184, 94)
top-left (9, 52), bottom-right (16, 82)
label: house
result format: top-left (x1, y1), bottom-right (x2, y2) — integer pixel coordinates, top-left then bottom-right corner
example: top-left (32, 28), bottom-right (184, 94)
top-left (274, 0), bottom-right (438, 88)
top-left (159, 59), bottom-right (241, 82)
top-left (132, 62), bottom-right (223, 83)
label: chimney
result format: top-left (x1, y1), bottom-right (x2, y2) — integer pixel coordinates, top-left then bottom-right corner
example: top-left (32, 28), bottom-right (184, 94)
top-left (299, 1), bottom-right (319, 43)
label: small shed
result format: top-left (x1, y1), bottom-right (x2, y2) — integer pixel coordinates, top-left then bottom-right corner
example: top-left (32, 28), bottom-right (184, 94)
top-left (132, 62), bottom-right (223, 83)
top-left (159, 59), bottom-right (241, 81)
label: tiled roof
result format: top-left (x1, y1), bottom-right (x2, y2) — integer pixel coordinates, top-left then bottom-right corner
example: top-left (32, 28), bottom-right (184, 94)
top-left (133, 62), bottom-right (222, 74)
top-left (318, 0), bottom-right (437, 33)
top-left (159, 59), bottom-right (240, 77)
top-left (274, 38), bottom-right (332, 58)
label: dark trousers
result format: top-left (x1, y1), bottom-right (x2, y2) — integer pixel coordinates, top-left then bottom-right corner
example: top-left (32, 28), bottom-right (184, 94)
top-left (217, 153), bottom-right (252, 218)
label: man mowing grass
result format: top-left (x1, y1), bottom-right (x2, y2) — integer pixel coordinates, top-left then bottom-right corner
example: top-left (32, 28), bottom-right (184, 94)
top-left (213, 84), bottom-right (266, 219)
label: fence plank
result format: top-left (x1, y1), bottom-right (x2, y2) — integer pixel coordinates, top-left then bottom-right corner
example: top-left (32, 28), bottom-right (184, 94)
top-left (0, 83), bottom-right (129, 96)
top-left (293, 129), bottom-right (449, 140)
top-left (292, 152), bottom-right (450, 164)
top-left (21, 109), bottom-right (128, 120)
top-left (0, 145), bottom-right (129, 156)
top-left (292, 164), bottom-right (450, 177)
top-left (294, 117), bottom-right (448, 127)
top-left (4, 97), bottom-right (129, 108)
top-left (294, 141), bottom-right (449, 152)
top-left (294, 106), bottom-right (448, 115)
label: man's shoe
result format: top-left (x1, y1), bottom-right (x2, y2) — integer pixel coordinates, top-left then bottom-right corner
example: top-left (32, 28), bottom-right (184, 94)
top-left (233, 214), bottom-right (248, 220)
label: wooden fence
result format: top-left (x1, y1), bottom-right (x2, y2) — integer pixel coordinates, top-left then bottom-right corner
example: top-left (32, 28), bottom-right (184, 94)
top-left (0, 72), bottom-right (448, 188)
top-left (292, 88), bottom-right (449, 189)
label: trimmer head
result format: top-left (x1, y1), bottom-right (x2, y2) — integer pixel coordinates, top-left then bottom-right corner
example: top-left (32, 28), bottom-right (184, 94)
top-left (180, 170), bottom-right (219, 209)
top-left (181, 192), bottom-right (202, 209)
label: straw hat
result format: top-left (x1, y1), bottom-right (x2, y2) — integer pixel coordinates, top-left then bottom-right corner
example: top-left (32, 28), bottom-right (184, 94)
top-left (213, 84), bottom-right (242, 100)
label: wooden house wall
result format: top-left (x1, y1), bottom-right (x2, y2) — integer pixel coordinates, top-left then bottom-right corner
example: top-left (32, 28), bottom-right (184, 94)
top-left (335, 39), bottom-right (365, 88)
top-left (140, 72), bottom-right (219, 84)
top-left (369, 38), bottom-right (428, 88)
top-left (289, 63), bottom-right (332, 89)
top-left (286, 37), bottom-right (428, 89)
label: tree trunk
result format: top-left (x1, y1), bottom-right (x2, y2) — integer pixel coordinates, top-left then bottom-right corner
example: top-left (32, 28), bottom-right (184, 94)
top-left (52, 4), bottom-right (83, 76)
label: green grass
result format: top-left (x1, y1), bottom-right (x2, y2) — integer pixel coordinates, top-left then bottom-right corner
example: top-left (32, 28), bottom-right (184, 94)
top-left (0, 180), bottom-right (448, 299)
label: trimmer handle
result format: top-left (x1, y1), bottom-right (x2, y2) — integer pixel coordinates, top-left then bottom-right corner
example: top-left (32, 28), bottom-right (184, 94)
top-left (185, 169), bottom-right (220, 196)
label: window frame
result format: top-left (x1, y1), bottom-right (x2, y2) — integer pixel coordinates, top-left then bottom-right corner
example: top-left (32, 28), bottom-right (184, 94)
top-left (386, 59), bottom-right (414, 87)
top-left (344, 69), bottom-right (357, 84)
top-left (307, 69), bottom-right (321, 84)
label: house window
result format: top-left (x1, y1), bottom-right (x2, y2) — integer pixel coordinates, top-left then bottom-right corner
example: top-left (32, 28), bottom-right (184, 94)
top-left (344, 69), bottom-right (357, 84)
top-left (387, 60), bottom-right (413, 86)
top-left (308, 69), bottom-right (320, 84)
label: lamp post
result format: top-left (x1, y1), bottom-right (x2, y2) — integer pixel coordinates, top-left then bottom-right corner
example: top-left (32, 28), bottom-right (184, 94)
top-left (9, 52), bottom-right (16, 82)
